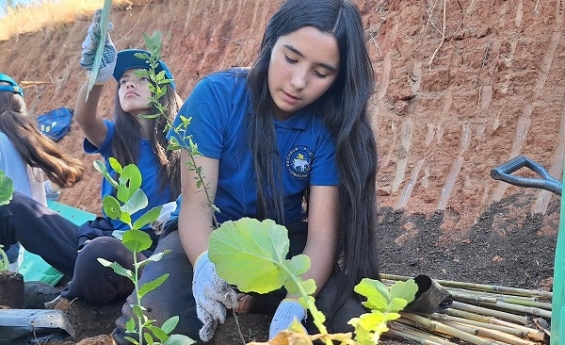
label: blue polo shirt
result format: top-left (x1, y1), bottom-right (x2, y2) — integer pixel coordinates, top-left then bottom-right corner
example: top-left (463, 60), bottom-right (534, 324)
top-left (85, 120), bottom-right (173, 230)
top-left (168, 69), bottom-right (338, 225)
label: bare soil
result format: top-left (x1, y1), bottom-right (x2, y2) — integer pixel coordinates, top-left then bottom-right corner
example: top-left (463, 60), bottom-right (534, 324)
top-left (0, 0), bottom-right (563, 344)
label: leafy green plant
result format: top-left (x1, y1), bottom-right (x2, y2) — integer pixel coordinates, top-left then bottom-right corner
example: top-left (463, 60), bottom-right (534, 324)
top-left (0, 171), bottom-right (14, 271)
top-left (208, 217), bottom-right (418, 345)
top-left (95, 158), bottom-right (194, 345)
top-left (0, 171), bottom-right (14, 206)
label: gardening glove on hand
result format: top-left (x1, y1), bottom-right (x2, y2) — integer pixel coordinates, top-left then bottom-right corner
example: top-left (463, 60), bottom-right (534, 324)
top-left (80, 9), bottom-right (117, 84)
top-left (192, 251), bottom-right (238, 342)
top-left (269, 299), bottom-right (308, 339)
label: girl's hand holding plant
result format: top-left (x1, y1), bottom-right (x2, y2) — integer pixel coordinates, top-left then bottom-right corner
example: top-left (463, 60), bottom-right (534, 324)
top-left (192, 251), bottom-right (238, 342)
top-left (80, 8), bottom-right (117, 84)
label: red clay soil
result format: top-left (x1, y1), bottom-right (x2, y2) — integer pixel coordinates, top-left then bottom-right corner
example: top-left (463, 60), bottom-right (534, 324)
top-left (0, 0), bottom-right (562, 344)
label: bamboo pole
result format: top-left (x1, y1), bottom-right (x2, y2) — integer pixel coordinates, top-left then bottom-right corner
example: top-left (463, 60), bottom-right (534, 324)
top-left (382, 274), bottom-right (552, 299)
top-left (448, 289), bottom-right (552, 310)
top-left (428, 313), bottom-right (545, 341)
top-left (388, 321), bottom-right (460, 345)
top-left (451, 301), bottom-right (529, 324)
top-left (399, 313), bottom-right (505, 345)
top-left (442, 321), bottom-right (535, 345)
top-left (473, 300), bottom-right (552, 319)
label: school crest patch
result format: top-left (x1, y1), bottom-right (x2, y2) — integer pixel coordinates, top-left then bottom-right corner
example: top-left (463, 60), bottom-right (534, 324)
top-left (286, 145), bottom-right (313, 178)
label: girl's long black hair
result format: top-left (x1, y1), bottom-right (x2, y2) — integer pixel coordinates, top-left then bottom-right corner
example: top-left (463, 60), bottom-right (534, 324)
top-left (247, 0), bottom-right (380, 310)
top-left (112, 82), bottom-right (182, 200)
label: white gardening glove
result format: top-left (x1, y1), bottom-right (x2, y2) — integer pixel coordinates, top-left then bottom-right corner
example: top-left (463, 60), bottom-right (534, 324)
top-left (269, 299), bottom-right (308, 339)
top-left (80, 9), bottom-right (117, 84)
top-left (192, 251), bottom-right (238, 342)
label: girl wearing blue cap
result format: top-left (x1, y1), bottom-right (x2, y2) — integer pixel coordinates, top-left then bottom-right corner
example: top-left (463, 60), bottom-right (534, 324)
top-left (0, 10), bottom-right (182, 308)
top-left (113, 0), bottom-right (380, 343)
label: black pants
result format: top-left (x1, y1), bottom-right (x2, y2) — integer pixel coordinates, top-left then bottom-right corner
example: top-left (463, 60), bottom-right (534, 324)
top-left (0, 191), bottom-right (138, 304)
top-left (114, 222), bottom-right (366, 344)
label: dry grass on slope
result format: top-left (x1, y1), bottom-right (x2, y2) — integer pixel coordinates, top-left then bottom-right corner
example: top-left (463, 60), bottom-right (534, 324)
top-left (0, 0), bottom-right (150, 41)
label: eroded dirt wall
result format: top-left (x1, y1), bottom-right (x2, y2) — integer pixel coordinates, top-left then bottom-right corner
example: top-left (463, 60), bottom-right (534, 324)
top-left (1, 0), bottom-right (563, 239)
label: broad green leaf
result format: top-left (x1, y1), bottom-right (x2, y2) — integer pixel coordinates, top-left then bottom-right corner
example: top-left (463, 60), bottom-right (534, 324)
top-left (124, 188), bottom-right (149, 216)
top-left (119, 211), bottom-right (132, 227)
top-left (132, 205), bottom-right (162, 229)
top-left (143, 332), bottom-right (155, 345)
top-left (0, 173), bottom-right (13, 206)
top-left (98, 258), bottom-right (133, 279)
top-left (125, 318), bottom-right (136, 333)
top-left (160, 316), bottom-right (179, 334)
top-left (123, 229), bottom-right (153, 253)
top-left (164, 334), bottom-right (196, 345)
top-left (93, 160), bottom-right (118, 189)
top-left (209, 218), bottom-right (290, 293)
top-left (354, 278), bottom-right (389, 311)
top-left (117, 164), bottom-right (143, 203)
top-left (137, 250), bottom-right (170, 268)
top-left (387, 297), bottom-right (409, 313)
top-left (389, 279), bottom-right (418, 305)
top-left (102, 195), bottom-right (122, 220)
top-left (286, 254), bottom-right (311, 276)
top-left (133, 305), bottom-right (144, 319)
top-left (138, 273), bottom-right (169, 298)
top-left (384, 312), bottom-right (401, 321)
top-left (124, 336), bottom-right (140, 345)
top-left (284, 276), bottom-right (316, 297)
top-left (108, 157), bottom-right (123, 174)
top-left (146, 325), bottom-right (168, 342)
top-left (350, 312), bottom-right (389, 345)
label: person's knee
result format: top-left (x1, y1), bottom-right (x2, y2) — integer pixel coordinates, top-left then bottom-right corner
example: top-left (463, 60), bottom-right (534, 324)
top-left (61, 237), bottom-right (138, 304)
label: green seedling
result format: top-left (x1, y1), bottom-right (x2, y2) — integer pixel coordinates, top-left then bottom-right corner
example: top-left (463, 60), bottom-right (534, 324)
top-left (209, 217), bottom-right (418, 345)
top-left (0, 171), bottom-right (14, 271)
top-left (95, 159), bottom-right (194, 345)
top-left (0, 245), bottom-right (10, 272)
top-left (0, 171), bottom-right (14, 206)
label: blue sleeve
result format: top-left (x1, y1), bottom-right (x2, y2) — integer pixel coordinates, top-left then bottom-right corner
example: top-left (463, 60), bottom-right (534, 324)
top-left (167, 77), bottom-right (229, 159)
top-left (310, 129), bottom-right (339, 186)
top-left (83, 120), bottom-right (115, 157)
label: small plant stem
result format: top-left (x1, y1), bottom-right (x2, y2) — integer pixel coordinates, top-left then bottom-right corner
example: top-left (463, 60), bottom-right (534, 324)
top-left (127, 220), bottom-right (145, 344)
top-left (281, 266), bottom-right (331, 344)
top-left (230, 312), bottom-right (247, 345)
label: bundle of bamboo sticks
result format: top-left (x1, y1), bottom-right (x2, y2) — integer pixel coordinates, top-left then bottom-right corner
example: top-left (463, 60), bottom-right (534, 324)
top-left (382, 273), bottom-right (551, 345)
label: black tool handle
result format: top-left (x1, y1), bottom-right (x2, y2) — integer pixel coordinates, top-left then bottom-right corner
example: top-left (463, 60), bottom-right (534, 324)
top-left (490, 155), bottom-right (562, 195)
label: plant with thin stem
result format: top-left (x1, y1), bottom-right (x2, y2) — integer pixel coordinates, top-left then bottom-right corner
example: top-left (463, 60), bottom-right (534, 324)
top-left (0, 171), bottom-right (14, 271)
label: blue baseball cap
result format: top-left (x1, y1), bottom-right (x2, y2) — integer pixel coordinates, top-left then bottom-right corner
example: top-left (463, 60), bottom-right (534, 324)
top-left (113, 49), bottom-right (175, 89)
top-left (0, 73), bottom-right (24, 96)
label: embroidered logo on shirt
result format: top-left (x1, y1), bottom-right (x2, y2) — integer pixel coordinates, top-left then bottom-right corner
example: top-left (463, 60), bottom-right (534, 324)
top-left (286, 145), bottom-right (313, 178)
